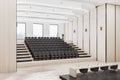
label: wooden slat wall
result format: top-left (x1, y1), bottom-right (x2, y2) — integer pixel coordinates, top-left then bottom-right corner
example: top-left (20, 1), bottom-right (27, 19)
top-left (97, 4), bottom-right (106, 62)
top-left (116, 5), bottom-right (120, 62)
top-left (106, 4), bottom-right (115, 62)
top-left (83, 13), bottom-right (90, 53)
top-left (0, 0), bottom-right (16, 72)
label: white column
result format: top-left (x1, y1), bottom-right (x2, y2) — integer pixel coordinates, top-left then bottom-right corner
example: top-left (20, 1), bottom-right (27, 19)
top-left (43, 23), bottom-right (49, 37)
top-left (58, 23), bottom-right (64, 39)
top-left (72, 17), bottom-right (78, 45)
top-left (26, 22), bottom-right (33, 37)
top-left (97, 4), bottom-right (116, 62)
top-left (106, 4), bottom-right (115, 62)
top-left (83, 12), bottom-right (90, 53)
top-left (0, 0), bottom-right (16, 72)
top-left (90, 8), bottom-right (97, 59)
top-left (97, 4), bottom-right (106, 62)
top-left (78, 15), bottom-right (84, 49)
top-left (116, 5), bottom-right (120, 62)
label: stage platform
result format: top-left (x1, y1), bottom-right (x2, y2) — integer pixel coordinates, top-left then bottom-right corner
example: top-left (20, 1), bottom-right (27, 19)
top-left (17, 57), bottom-right (95, 68)
top-left (60, 70), bottom-right (120, 80)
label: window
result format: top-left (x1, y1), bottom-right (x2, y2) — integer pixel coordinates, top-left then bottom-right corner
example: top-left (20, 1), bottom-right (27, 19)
top-left (17, 23), bottom-right (26, 40)
top-left (33, 24), bottom-right (43, 37)
top-left (49, 25), bottom-right (58, 37)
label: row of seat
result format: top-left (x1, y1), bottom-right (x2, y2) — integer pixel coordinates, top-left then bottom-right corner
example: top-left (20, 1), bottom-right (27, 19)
top-left (79, 64), bottom-right (118, 78)
top-left (25, 37), bottom-right (79, 60)
top-left (33, 50), bottom-right (78, 60)
top-left (26, 37), bottom-right (61, 39)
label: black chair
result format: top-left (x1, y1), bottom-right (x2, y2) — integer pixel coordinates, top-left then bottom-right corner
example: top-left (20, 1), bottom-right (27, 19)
top-left (100, 66), bottom-right (109, 71)
top-left (110, 65), bottom-right (118, 72)
top-left (79, 68), bottom-right (88, 78)
top-left (90, 67), bottom-right (99, 73)
top-left (33, 52), bottom-right (39, 60)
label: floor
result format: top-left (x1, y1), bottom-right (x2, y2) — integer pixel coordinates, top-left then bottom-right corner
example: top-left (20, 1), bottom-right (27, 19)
top-left (0, 61), bottom-right (119, 80)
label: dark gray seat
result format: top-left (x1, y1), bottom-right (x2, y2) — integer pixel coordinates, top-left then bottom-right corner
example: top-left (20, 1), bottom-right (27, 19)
top-left (90, 67), bottom-right (99, 73)
top-left (100, 66), bottom-right (109, 71)
top-left (110, 65), bottom-right (118, 71)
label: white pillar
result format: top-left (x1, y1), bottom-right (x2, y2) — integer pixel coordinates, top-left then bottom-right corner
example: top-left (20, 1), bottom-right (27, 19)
top-left (0, 0), bottom-right (16, 72)
top-left (43, 23), bottom-right (49, 37)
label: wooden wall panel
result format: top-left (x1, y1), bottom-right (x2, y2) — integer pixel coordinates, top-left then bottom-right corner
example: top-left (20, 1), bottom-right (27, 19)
top-left (72, 17), bottom-right (78, 45)
top-left (97, 4), bottom-right (106, 62)
top-left (68, 22), bottom-right (73, 41)
top-left (116, 6), bottom-right (120, 62)
top-left (90, 8), bottom-right (97, 59)
top-left (107, 4), bottom-right (115, 62)
top-left (83, 13), bottom-right (90, 53)
top-left (0, 0), bottom-right (16, 72)
top-left (78, 15), bottom-right (84, 49)
top-left (64, 23), bottom-right (69, 41)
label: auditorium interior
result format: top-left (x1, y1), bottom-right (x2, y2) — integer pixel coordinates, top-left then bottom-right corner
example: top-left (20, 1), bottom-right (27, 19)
top-left (0, 0), bottom-right (120, 80)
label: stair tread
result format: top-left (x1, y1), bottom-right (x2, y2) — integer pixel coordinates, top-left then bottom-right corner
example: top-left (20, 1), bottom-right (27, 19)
top-left (79, 54), bottom-right (91, 57)
top-left (17, 58), bottom-right (33, 61)
top-left (17, 52), bottom-right (30, 54)
top-left (17, 55), bottom-right (31, 57)
top-left (78, 53), bottom-right (87, 55)
top-left (78, 50), bottom-right (84, 52)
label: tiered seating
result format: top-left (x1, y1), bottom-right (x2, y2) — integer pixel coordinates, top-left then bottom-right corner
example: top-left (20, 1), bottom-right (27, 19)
top-left (25, 37), bottom-right (79, 60)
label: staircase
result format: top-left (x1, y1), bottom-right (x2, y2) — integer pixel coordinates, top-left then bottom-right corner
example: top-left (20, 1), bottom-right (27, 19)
top-left (68, 43), bottom-right (91, 58)
top-left (17, 43), bottom-right (33, 62)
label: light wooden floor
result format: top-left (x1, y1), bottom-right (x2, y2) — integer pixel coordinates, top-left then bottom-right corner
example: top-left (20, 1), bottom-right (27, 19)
top-left (0, 60), bottom-right (119, 80)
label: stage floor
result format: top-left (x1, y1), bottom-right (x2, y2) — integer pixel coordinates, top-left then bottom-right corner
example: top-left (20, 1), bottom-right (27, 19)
top-left (60, 70), bottom-right (120, 80)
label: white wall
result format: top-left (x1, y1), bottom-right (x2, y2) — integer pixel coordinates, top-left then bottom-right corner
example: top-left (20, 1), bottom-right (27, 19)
top-left (0, 0), bottom-right (16, 72)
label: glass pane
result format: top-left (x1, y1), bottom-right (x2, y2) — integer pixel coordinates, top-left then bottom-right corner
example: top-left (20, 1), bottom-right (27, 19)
top-left (17, 23), bottom-right (25, 40)
top-left (33, 24), bottom-right (43, 37)
top-left (49, 25), bottom-right (58, 37)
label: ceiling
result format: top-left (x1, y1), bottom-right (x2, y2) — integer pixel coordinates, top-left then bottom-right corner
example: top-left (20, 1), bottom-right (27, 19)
top-left (67, 0), bottom-right (120, 5)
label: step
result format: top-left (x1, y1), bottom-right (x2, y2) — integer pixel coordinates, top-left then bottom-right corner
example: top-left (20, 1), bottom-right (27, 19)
top-left (17, 44), bottom-right (25, 46)
top-left (73, 46), bottom-right (78, 48)
top-left (17, 46), bottom-right (26, 48)
top-left (17, 58), bottom-right (33, 62)
top-left (17, 58), bottom-right (33, 61)
top-left (77, 50), bottom-right (84, 52)
top-left (17, 45), bottom-right (25, 47)
top-left (17, 53), bottom-right (30, 56)
top-left (17, 43), bottom-right (24, 45)
top-left (79, 55), bottom-right (91, 58)
top-left (17, 56), bottom-right (31, 59)
top-left (75, 48), bottom-right (81, 50)
top-left (17, 48), bottom-right (26, 50)
top-left (78, 53), bottom-right (88, 55)
top-left (17, 55), bottom-right (31, 58)
top-left (17, 50), bottom-right (29, 52)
